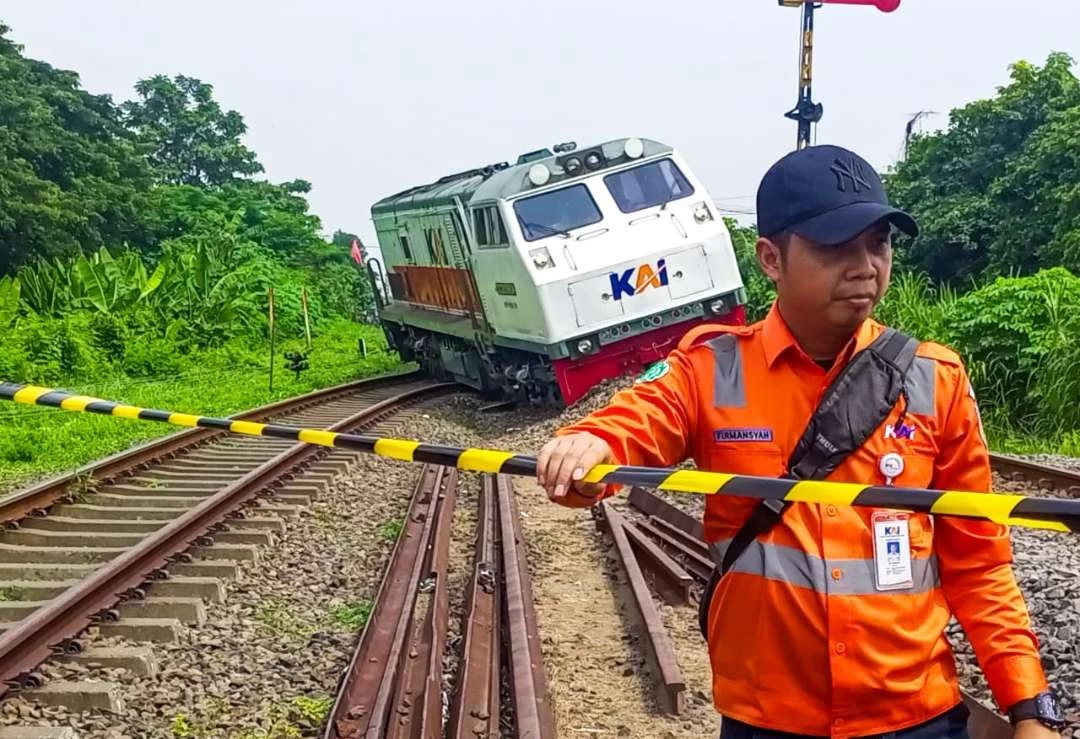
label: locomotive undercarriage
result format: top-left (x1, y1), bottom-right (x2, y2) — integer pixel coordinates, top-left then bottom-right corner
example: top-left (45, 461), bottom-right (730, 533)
top-left (385, 323), bottom-right (563, 406)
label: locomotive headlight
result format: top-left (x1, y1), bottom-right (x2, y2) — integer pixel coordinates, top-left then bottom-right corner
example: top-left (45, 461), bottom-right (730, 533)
top-left (564, 157), bottom-right (582, 175)
top-left (624, 137), bottom-right (644, 159)
top-left (584, 152), bottom-right (603, 170)
top-left (577, 339), bottom-right (594, 354)
top-left (693, 201), bottom-right (714, 223)
top-left (528, 164), bottom-right (551, 186)
top-left (709, 299), bottom-right (728, 315)
top-left (529, 247), bottom-right (554, 269)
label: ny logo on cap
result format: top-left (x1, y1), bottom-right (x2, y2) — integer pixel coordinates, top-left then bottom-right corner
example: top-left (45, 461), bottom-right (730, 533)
top-left (830, 155), bottom-right (871, 193)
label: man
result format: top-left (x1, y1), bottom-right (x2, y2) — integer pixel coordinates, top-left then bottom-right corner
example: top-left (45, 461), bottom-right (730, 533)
top-left (536, 145), bottom-right (1065, 739)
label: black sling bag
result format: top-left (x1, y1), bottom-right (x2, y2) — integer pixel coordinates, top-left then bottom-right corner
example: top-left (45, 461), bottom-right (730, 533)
top-left (697, 327), bottom-right (921, 639)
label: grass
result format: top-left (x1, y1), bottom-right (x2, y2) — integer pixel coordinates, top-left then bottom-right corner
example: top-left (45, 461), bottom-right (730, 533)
top-left (256, 596), bottom-right (375, 643)
top-left (0, 319), bottom-right (408, 494)
top-left (169, 694), bottom-right (332, 738)
top-left (873, 270), bottom-right (1080, 458)
top-left (330, 600), bottom-right (373, 630)
top-left (253, 599), bottom-right (321, 643)
top-left (378, 518), bottom-right (403, 541)
top-left (0, 586), bottom-right (25, 601)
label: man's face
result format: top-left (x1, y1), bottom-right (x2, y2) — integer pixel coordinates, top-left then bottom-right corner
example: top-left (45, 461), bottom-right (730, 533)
top-left (758, 219), bottom-right (893, 335)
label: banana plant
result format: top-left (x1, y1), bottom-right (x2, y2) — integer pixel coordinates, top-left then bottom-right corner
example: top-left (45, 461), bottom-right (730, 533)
top-left (0, 275), bottom-right (19, 329)
top-left (17, 247), bottom-right (168, 317)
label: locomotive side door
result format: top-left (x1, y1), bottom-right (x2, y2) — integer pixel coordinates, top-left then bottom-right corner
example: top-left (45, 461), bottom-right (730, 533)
top-left (446, 209), bottom-right (489, 329)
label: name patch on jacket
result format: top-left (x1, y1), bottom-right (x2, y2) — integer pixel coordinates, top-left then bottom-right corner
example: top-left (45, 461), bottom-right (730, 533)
top-left (714, 427), bottom-right (774, 442)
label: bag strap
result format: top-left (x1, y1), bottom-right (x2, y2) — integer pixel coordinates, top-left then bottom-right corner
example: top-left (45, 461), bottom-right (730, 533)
top-left (718, 327), bottom-right (920, 575)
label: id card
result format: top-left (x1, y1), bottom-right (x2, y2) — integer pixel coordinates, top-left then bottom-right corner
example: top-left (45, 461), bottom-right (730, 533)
top-left (871, 511), bottom-right (913, 591)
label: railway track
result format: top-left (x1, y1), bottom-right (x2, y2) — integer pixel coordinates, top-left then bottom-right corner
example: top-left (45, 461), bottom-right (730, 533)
top-left (990, 452), bottom-right (1080, 496)
top-left (324, 470), bottom-right (554, 739)
top-left (0, 370), bottom-right (452, 712)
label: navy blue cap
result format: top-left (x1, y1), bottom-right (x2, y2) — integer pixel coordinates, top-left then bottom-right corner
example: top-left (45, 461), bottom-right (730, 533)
top-left (756, 144), bottom-right (918, 246)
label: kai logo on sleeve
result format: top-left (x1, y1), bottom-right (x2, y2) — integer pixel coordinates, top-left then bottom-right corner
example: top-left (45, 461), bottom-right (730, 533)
top-left (609, 259), bottom-right (669, 301)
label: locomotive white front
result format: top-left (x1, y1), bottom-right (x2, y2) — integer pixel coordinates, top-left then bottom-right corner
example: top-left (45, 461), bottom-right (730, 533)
top-left (369, 137), bottom-right (748, 405)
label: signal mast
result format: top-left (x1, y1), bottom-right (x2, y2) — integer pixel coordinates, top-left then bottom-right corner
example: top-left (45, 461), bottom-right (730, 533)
top-left (779, 0), bottom-right (902, 149)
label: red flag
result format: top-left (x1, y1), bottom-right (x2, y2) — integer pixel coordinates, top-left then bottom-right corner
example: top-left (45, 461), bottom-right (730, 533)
top-left (350, 238), bottom-right (363, 265)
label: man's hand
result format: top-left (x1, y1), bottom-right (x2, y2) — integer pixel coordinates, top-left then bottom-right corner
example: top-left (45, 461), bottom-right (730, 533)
top-left (1014, 719), bottom-right (1062, 739)
top-left (536, 433), bottom-right (613, 503)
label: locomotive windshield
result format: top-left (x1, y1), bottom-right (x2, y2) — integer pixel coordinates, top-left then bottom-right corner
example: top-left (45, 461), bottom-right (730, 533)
top-left (513, 183), bottom-right (603, 242)
top-left (603, 158), bottom-right (694, 213)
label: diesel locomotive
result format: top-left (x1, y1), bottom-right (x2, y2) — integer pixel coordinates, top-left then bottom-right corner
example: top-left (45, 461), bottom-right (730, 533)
top-left (367, 136), bottom-right (748, 405)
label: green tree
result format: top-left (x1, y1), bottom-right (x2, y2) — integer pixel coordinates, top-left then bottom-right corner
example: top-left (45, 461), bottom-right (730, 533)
top-left (121, 74), bottom-right (264, 187)
top-left (0, 23), bottom-right (151, 272)
top-left (724, 218), bottom-right (775, 322)
top-left (885, 52), bottom-right (1080, 284)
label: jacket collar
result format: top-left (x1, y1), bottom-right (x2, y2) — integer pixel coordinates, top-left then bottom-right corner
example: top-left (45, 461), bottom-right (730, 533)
top-left (761, 301), bottom-right (880, 370)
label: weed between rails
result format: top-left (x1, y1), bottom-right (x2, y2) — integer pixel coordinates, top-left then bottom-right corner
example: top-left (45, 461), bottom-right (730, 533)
top-left (169, 694), bottom-right (333, 739)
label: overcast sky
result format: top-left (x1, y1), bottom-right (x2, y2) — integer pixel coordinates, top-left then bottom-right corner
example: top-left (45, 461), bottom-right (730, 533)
top-left (3, 1), bottom-right (1078, 246)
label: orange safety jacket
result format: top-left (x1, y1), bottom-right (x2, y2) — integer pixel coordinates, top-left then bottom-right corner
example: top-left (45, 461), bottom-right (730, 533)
top-left (555, 303), bottom-right (1048, 738)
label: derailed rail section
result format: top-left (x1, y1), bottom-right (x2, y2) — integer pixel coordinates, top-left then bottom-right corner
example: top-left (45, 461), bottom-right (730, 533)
top-left (594, 501), bottom-right (686, 715)
top-left (323, 464), bottom-right (455, 738)
top-left (448, 475), bottom-right (500, 738)
top-left (493, 473), bottom-right (556, 739)
top-left (326, 471), bottom-right (554, 739)
top-left (324, 473), bottom-right (552, 739)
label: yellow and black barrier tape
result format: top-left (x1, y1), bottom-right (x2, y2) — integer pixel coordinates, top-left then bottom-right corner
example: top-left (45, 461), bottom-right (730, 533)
top-left (3, 381), bottom-right (1078, 534)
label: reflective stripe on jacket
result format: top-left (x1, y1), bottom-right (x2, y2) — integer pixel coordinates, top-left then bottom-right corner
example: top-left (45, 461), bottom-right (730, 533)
top-left (555, 303), bottom-right (1048, 738)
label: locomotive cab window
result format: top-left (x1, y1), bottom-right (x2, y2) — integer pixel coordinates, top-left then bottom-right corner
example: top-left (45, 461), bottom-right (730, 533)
top-left (399, 234), bottom-right (414, 263)
top-left (473, 206), bottom-right (509, 248)
top-left (512, 184), bottom-right (603, 242)
top-left (603, 158), bottom-right (694, 214)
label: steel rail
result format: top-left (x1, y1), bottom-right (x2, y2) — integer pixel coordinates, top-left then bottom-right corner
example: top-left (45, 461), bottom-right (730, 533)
top-left (990, 453), bottom-right (1080, 496)
top-left (0, 381), bottom-right (448, 696)
top-left (385, 467), bottom-right (458, 739)
top-left (324, 464), bottom-right (451, 739)
top-left (622, 521), bottom-right (693, 606)
top-left (595, 501), bottom-right (686, 715)
top-left (448, 473), bottom-right (501, 739)
top-left (0, 368), bottom-right (423, 525)
top-left (495, 473), bottom-right (556, 739)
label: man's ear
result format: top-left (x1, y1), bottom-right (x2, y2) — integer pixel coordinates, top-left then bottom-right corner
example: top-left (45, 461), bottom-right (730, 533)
top-left (756, 237), bottom-right (783, 282)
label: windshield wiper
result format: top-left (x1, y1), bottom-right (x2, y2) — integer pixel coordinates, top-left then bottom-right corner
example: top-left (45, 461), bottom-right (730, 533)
top-left (523, 221), bottom-right (571, 239)
top-left (658, 181), bottom-right (679, 211)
